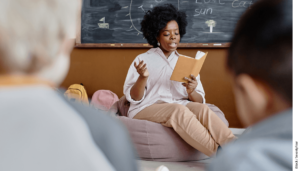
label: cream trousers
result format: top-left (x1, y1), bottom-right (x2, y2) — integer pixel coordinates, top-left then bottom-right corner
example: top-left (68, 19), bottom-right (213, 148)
top-left (133, 102), bottom-right (236, 156)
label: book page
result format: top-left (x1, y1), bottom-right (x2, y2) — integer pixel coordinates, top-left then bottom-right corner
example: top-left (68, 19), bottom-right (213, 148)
top-left (195, 51), bottom-right (206, 60)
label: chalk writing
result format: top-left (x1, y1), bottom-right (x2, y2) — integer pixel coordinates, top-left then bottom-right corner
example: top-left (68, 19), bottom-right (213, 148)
top-left (196, 0), bottom-right (225, 5)
top-left (194, 8), bottom-right (213, 16)
top-left (232, 0), bottom-right (253, 8)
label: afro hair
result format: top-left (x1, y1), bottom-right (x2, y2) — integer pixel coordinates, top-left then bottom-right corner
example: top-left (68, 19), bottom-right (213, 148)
top-left (140, 4), bottom-right (187, 48)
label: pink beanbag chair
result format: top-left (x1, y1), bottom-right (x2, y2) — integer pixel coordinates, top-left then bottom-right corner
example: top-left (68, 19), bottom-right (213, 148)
top-left (118, 116), bottom-right (209, 161)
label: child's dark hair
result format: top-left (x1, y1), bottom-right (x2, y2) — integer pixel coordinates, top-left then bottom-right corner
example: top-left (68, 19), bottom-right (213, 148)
top-left (140, 4), bottom-right (187, 47)
top-left (228, 0), bottom-right (292, 104)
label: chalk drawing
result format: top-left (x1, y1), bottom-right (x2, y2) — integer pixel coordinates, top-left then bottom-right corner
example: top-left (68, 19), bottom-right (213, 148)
top-left (138, 5), bottom-right (146, 12)
top-left (128, 0), bottom-right (180, 35)
top-left (205, 20), bottom-right (216, 33)
top-left (129, 0), bottom-right (142, 34)
top-left (98, 17), bottom-right (109, 29)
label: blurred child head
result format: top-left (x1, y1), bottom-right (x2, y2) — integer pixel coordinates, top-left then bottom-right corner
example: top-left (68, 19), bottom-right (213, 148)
top-left (227, 0), bottom-right (292, 127)
top-left (0, 0), bottom-right (79, 86)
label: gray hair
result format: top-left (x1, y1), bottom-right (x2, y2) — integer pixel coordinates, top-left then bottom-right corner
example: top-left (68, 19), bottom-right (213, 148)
top-left (0, 0), bottom-right (79, 74)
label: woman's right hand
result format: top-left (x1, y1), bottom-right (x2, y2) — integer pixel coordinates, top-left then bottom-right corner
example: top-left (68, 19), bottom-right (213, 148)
top-left (134, 59), bottom-right (149, 78)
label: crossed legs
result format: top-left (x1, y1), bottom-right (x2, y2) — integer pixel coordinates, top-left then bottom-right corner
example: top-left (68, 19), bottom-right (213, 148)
top-left (133, 102), bottom-right (235, 156)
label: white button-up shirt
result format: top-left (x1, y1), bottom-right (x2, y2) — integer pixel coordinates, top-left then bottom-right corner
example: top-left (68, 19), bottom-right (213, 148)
top-left (124, 48), bottom-right (206, 118)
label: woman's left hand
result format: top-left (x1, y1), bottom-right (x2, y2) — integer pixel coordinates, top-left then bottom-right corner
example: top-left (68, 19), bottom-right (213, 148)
top-left (182, 74), bottom-right (198, 94)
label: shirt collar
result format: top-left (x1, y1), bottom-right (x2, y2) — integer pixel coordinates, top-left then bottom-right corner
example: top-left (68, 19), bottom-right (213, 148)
top-left (147, 47), bottom-right (179, 59)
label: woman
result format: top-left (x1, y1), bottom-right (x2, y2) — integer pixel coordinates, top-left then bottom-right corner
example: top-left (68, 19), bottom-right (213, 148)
top-left (124, 4), bottom-right (235, 156)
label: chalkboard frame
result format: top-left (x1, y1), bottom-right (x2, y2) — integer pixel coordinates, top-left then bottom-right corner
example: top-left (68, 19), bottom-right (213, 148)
top-left (75, 0), bottom-right (231, 49)
top-left (74, 43), bottom-right (230, 48)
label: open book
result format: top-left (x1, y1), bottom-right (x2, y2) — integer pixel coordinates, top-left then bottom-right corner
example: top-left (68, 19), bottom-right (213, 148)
top-left (170, 51), bottom-right (208, 83)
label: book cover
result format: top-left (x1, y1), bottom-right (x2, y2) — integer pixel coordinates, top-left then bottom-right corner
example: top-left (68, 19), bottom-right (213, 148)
top-left (170, 51), bottom-right (208, 83)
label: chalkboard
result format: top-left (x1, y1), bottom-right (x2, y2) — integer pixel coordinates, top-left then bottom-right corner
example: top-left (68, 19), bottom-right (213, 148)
top-left (78, 0), bottom-right (256, 48)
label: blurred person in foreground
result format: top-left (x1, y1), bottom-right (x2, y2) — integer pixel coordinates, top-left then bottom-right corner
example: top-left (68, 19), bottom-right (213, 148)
top-left (208, 0), bottom-right (292, 170)
top-left (0, 1), bottom-right (137, 171)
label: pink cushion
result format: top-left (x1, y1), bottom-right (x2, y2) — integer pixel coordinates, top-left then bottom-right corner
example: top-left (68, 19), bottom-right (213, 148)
top-left (91, 90), bottom-right (119, 111)
top-left (118, 116), bottom-right (209, 162)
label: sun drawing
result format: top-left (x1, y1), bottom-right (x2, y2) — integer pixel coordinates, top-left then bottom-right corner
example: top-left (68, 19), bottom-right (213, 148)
top-left (125, 0), bottom-right (180, 36)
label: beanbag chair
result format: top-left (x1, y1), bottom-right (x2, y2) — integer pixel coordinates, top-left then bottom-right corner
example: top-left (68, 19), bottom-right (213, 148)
top-left (117, 96), bottom-right (229, 161)
top-left (118, 116), bottom-right (209, 162)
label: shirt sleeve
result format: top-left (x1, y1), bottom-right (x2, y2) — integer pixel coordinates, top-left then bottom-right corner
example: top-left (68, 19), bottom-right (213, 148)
top-left (123, 56), bottom-right (146, 104)
top-left (195, 74), bottom-right (206, 104)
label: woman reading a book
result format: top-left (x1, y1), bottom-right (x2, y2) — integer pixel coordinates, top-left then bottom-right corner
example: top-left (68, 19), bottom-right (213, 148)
top-left (124, 4), bottom-right (235, 156)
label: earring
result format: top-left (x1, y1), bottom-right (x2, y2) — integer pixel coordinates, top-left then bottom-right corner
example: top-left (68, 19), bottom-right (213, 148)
top-left (157, 42), bottom-right (160, 46)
